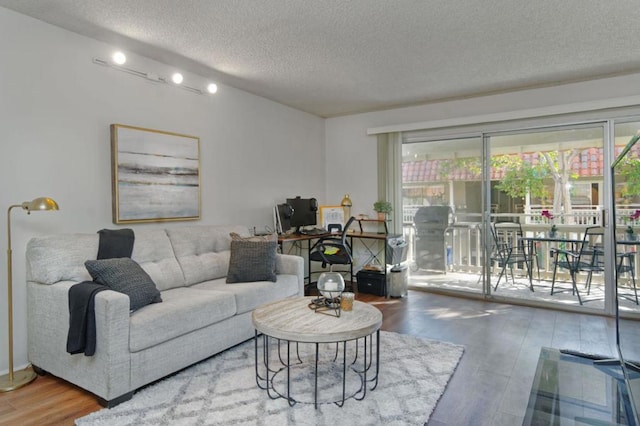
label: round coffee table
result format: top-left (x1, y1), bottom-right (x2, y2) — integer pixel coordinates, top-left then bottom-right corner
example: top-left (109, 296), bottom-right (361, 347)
top-left (252, 297), bottom-right (382, 408)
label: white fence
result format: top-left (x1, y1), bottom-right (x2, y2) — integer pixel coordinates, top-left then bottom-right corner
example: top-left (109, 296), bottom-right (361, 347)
top-left (402, 204), bottom-right (640, 227)
top-left (401, 204), bottom-right (640, 279)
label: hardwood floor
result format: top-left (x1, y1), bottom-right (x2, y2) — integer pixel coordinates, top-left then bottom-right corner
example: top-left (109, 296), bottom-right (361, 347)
top-left (0, 290), bottom-right (619, 425)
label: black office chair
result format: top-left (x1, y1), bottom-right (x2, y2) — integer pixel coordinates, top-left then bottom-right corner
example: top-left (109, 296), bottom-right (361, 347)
top-left (309, 216), bottom-right (356, 289)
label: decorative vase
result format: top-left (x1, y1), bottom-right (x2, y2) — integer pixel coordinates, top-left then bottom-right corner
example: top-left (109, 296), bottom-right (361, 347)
top-left (317, 271), bottom-right (345, 300)
top-left (377, 212), bottom-right (385, 221)
top-left (627, 232), bottom-right (637, 242)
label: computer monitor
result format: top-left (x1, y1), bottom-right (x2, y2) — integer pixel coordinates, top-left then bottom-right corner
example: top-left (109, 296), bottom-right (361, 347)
top-left (286, 197), bottom-right (317, 232)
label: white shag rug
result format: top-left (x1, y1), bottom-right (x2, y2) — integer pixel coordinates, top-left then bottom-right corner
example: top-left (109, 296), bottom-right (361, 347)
top-left (76, 331), bottom-right (464, 426)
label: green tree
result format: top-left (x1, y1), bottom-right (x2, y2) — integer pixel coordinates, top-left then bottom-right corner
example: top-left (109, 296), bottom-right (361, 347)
top-left (618, 155), bottom-right (640, 199)
top-left (540, 150), bottom-right (580, 220)
top-left (438, 157), bottom-right (482, 180)
top-left (491, 150), bottom-right (581, 222)
top-left (430, 150), bottom-right (585, 221)
top-left (492, 155), bottom-right (549, 200)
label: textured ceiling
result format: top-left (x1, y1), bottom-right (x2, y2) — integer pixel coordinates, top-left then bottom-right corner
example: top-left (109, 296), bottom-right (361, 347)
top-left (2, 0), bottom-right (640, 117)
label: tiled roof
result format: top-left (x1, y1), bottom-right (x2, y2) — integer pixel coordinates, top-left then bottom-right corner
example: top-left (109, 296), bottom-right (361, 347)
top-left (403, 147), bottom-right (629, 183)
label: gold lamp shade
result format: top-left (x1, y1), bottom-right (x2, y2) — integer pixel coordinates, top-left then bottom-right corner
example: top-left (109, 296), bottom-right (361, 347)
top-left (22, 197), bottom-right (59, 213)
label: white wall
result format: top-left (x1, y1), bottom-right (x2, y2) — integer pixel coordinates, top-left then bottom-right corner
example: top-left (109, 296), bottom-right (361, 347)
top-left (325, 73), bottom-right (640, 220)
top-left (0, 7), bottom-right (326, 373)
top-left (6, 5), bottom-right (640, 377)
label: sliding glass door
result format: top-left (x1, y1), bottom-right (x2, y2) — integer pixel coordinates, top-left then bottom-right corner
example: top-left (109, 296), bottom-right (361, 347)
top-left (614, 120), bottom-right (640, 315)
top-left (486, 124), bottom-right (611, 309)
top-left (402, 136), bottom-right (484, 295)
top-left (401, 120), bottom-right (619, 312)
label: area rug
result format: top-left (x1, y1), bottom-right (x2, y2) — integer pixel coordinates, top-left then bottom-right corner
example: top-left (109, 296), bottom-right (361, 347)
top-left (75, 331), bottom-right (464, 425)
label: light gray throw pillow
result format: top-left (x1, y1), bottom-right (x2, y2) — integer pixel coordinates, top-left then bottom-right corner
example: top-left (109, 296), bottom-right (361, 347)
top-left (85, 258), bottom-right (162, 312)
top-left (226, 233), bottom-right (277, 283)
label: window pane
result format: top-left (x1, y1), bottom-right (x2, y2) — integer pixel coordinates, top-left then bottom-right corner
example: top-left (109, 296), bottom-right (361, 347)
top-left (403, 137), bottom-right (484, 295)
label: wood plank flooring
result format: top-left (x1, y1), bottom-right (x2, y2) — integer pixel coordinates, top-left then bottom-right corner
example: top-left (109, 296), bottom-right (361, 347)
top-left (0, 290), bottom-right (619, 425)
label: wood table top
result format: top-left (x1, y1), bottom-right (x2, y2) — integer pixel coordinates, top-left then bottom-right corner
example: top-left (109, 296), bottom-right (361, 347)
top-left (252, 297), bottom-right (382, 343)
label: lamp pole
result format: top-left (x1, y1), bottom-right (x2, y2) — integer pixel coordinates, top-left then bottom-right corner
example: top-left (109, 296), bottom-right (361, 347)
top-left (1, 197), bottom-right (59, 392)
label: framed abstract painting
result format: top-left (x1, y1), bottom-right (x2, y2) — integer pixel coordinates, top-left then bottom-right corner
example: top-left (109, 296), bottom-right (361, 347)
top-left (111, 124), bottom-right (201, 224)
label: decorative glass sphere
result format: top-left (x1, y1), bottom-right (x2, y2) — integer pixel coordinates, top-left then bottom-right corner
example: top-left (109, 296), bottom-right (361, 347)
top-left (317, 272), bottom-right (345, 299)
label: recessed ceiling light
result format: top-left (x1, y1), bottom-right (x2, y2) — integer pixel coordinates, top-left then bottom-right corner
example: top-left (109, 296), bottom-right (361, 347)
top-left (112, 51), bottom-right (126, 65)
top-left (207, 83), bottom-right (218, 94)
top-left (171, 73), bottom-right (183, 84)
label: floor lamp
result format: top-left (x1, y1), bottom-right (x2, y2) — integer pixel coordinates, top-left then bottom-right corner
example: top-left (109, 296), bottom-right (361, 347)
top-left (0, 197), bottom-right (59, 392)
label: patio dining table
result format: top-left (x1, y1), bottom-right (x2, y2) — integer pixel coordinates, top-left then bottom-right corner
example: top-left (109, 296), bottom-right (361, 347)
top-left (519, 235), bottom-right (584, 286)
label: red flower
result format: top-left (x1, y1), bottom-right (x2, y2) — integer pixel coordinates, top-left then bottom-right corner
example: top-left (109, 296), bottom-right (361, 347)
top-left (541, 210), bottom-right (554, 220)
top-left (631, 210), bottom-right (640, 221)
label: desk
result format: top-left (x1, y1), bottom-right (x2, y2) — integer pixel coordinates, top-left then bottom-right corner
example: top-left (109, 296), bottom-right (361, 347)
top-left (278, 231), bottom-right (399, 296)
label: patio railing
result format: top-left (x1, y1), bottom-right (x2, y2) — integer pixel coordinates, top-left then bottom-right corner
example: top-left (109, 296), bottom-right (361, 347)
top-left (402, 204), bottom-right (640, 227)
top-left (401, 206), bottom-right (640, 285)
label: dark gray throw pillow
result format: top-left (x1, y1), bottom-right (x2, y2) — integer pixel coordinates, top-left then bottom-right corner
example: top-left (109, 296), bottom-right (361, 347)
top-left (226, 232), bottom-right (277, 283)
top-left (85, 258), bottom-right (162, 312)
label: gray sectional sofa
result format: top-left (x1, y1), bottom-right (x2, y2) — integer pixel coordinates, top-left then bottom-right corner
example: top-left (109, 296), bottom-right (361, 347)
top-left (25, 225), bottom-right (304, 407)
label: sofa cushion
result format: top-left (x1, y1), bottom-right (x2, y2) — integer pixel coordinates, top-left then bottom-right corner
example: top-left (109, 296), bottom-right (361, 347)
top-left (26, 229), bottom-right (185, 292)
top-left (85, 258), bottom-right (162, 312)
top-left (193, 274), bottom-right (299, 315)
top-left (130, 229), bottom-right (185, 291)
top-left (27, 234), bottom-right (98, 284)
top-left (226, 233), bottom-right (277, 283)
top-left (166, 225), bottom-right (249, 285)
top-left (129, 287), bottom-right (236, 352)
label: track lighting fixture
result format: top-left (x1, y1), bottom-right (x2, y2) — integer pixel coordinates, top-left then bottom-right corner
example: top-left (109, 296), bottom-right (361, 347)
top-left (171, 73), bottom-right (183, 84)
top-left (92, 51), bottom-right (218, 96)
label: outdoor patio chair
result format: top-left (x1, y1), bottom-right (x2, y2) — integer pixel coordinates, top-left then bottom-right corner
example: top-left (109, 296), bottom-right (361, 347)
top-left (616, 251), bottom-right (638, 305)
top-left (551, 226), bottom-right (604, 305)
top-left (490, 221), bottom-right (535, 291)
top-left (583, 245), bottom-right (605, 296)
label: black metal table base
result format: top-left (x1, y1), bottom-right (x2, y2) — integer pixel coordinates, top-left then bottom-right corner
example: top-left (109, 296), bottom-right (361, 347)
top-left (254, 330), bottom-right (380, 408)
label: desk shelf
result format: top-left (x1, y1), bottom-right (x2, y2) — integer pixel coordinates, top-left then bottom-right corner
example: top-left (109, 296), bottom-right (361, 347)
top-left (356, 218), bottom-right (388, 234)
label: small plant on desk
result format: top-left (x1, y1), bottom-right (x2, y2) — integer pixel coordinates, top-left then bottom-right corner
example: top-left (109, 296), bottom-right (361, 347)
top-left (373, 201), bottom-right (392, 221)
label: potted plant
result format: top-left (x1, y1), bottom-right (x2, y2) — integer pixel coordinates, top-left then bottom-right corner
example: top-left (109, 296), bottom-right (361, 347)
top-left (627, 225), bottom-right (636, 241)
top-left (626, 210), bottom-right (640, 241)
top-left (549, 224), bottom-right (558, 238)
top-left (373, 200), bottom-right (392, 220)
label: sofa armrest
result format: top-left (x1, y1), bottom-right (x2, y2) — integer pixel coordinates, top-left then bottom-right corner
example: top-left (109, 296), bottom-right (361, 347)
top-left (27, 280), bottom-right (132, 402)
top-left (276, 254), bottom-right (304, 296)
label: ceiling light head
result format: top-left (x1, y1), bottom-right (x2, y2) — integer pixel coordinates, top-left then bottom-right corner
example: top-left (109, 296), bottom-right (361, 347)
top-left (171, 73), bottom-right (184, 84)
top-left (207, 83), bottom-right (218, 94)
top-left (112, 51), bottom-right (126, 65)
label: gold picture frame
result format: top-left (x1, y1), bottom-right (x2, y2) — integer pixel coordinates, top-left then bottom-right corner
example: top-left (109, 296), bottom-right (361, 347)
top-left (111, 124), bottom-right (201, 224)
